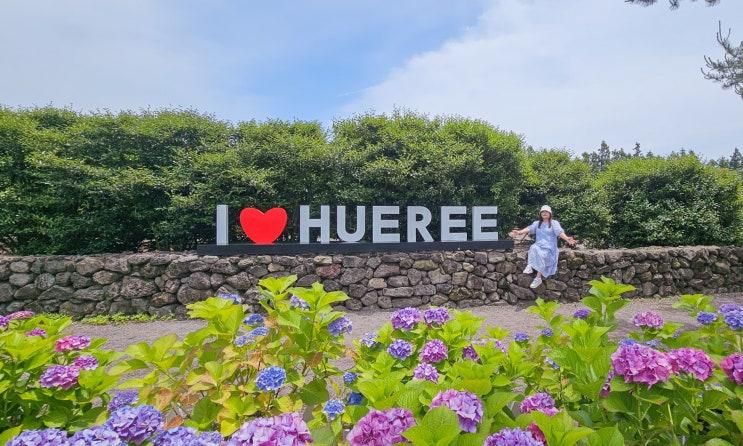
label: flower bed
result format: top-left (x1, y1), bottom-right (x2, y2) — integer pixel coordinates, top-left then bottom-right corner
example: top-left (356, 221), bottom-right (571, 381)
top-left (1, 276), bottom-right (741, 445)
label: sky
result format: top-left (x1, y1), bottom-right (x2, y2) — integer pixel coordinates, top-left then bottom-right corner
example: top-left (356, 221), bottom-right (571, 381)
top-left (0, 0), bottom-right (741, 158)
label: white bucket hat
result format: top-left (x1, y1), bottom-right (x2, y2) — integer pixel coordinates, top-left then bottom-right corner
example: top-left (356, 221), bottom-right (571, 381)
top-left (540, 205), bottom-right (552, 215)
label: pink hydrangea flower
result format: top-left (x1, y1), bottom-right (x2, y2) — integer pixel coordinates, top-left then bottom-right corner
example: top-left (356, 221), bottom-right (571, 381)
top-left (228, 413), bottom-right (312, 445)
top-left (419, 340), bottom-right (448, 363)
top-left (26, 328), bottom-right (47, 337)
top-left (527, 423), bottom-right (547, 445)
top-left (40, 365), bottom-right (81, 389)
top-left (430, 390), bottom-right (483, 433)
top-left (632, 311), bottom-right (664, 329)
top-left (668, 348), bottom-right (714, 381)
top-left (519, 393), bottom-right (558, 416)
top-left (611, 344), bottom-right (672, 388)
top-left (721, 353), bottom-right (743, 385)
top-left (73, 355), bottom-right (99, 371)
top-left (347, 408), bottom-right (415, 446)
top-left (55, 335), bottom-right (91, 352)
top-left (413, 363), bottom-right (439, 382)
top-left (391, 308), bottom-right (422, 331)
top-left (8, 311), bottom-right (34, 321)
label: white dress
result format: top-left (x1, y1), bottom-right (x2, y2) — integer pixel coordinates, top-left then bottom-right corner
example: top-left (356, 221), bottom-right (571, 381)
top-left (527, 220), bottom-right (564, 277)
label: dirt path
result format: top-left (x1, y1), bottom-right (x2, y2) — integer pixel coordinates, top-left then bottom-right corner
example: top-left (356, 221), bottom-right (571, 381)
top-left (71, 294), bottom-right (743, 352)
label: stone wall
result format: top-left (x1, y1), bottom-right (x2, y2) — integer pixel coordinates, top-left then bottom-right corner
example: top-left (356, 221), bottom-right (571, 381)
top-left (0, 246), bottom-right (741, 317)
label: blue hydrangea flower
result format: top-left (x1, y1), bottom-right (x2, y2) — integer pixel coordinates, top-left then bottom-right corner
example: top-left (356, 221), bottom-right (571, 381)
top-left (573, 308), bottom-right (590, 319)
top-left (107, 390), bottom-right (138, 412)
top-left (255, 366), bottom-right (286, 391)
top-left (514, 332), bottom-right (529, 343)
top-left (234, 335), bottom-right (250, 347)
top-left (343, 372), bottom-right (357, 385)
top-left (328, 316), bottom-right (352, 336)
top-left (619, 338), bottom-right (638, 347)
top-left (360, 332), bottom-right (378, 348)
top-left (248, 327), bottom-right (269, 338)
top-left (720, 304), bottom-right (742, 314)
top-left (8, 429), bottom-right (69, 446)
top-left (104, 405), bottom-right (163, 445)
top-left (218, 293), bottom-right (242, 304)
top-left (545, 357), bottom-right (560, 370)
top-left (290, 295), bottom-right (310, 310)
top-left (387, 339), bottom-right (414, 360)
top-left (244, 313), bottom-right (264, 326)
top-left (723, 309), bottom-right (743, 331)
top-left (152, 427), bottom-right (197, 446)
top-left (323, 399), bottom-right (345, 420)
top-left (347, 392), bottom-right (364, 406)
top-left (193, 431), bottom-right (222, 446)
top-left (645, 339), bottom-right (661, 348)
top-left (541, 328), bottom-right (553, 338)
top-left (69, 425), bottom-right (122, 446)
top-left (697, 312), bottom-right (717, 325)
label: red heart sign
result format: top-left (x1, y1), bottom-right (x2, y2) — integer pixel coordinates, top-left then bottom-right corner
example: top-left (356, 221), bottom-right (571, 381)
top-left (239, 207), bottom-right (288, 245)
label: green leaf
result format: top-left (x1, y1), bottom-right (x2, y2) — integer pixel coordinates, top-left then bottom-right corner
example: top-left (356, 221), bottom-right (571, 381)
top-left (310, 425), bottom-right (336, 446)
top-left (704, 440), bottom-right (734, 446)
top-left (191, 397), bottom-right (221, 430)
top-left (299, 378), bottom-right (330, 406)
top-left (586, 426), bottom-right (624, 446)
top-left (0, 426), bottom-right (22, 446)
top-left (403, 407), bottom-right (461, 446)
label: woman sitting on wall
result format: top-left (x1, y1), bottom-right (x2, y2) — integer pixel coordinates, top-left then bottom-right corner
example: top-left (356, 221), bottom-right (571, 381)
top-left (509, 205), bottom-right (577, 289)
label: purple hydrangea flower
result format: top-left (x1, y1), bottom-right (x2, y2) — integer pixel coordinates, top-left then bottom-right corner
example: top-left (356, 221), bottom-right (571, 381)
top-left (153, 427), bottom-right (197, 446)
top-left (227, 413), bottom-right (312, 446)
top-left (0, 315), bottom-right (9, 329)
top-left (462, 345), bottom-right (480, 361)
top-left (8, 311), bottom-right (35, 320)
top-left (645, 339), bottom-right (662, 349)
top-left (423, 307), bottom-right (450, 327)
top-left (720, 304), bottom-right (742, 314)
top-left (108, 390), bottom-right (138, 412)
top-left (55, 335), bottom-right (91, 352)
top-left (73, 355), bottom-right (99, 371)
top-left (194, 431), bottom-right (223, 446)
top-left (26, 328), bottom-right (47, 337)
top-left (541, 328), bottom-right (553, 338)
top-left (520, 393), bottom-right (558, 416)
top-left (348, 392), bottom-right (364, 406)
top-left (343, 372), bottom-right (357, 385)
top-left (611, 343), bottom-right (672, 388)
top-left (323, 399), bottom-right (346, 420)
top-left (360, 332), bottom-right (378, 348)
top-left (514, 332), bottom-right (529, 343)
top-left (430, 389), bottom-right (483, 433)
top-left (721, 353), bottom-right (743, 385)
top-left (40, 365), bottom-right (80, 390)
top-left (723, 309), bottom-right (743, 331)
top-left (328, 316), bottom-right (353, 336)
top-left (8, 429), bottom-right (69, 446)
top-left (545, 357), bottom-right (560, 370)
top-left (346, 408), bottom-right (415, 446)
top-left (218, 293), bottom-right (242, 304)
top-left (420, 339), bottom-right (448, 363)
top-left (494, 340), bottom-right (508, 353)
top-left (696, 312), bottom-right (717, 325)
top-left (668, 348), bottom-right (714, 381)
top-left (104, 405), bottom-right (163, 445)
top-left (484, 428), bottom-right (544, 446)
top-left (391, 308), bottom-right (422, 331)
top-left (244, 313), bottom-right (264, 326)
top-left (413, 363), bottom-right (439, 382)
top-left (289, 295), bottom-right (310, 310)
top-left (632, 311), bottom-right (664, 329)
top-left (573, 308), bottom-right (590, 319)
top-left (255, 366), bottom-right (286, 391)
top-left (69, 426), bottom-right (123, 446)
top-left (387, 339), bottom-right (414, 360)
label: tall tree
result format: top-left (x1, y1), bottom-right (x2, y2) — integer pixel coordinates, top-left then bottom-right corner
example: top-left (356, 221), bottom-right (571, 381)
top-left (703, 24), bottom-right (743, 99)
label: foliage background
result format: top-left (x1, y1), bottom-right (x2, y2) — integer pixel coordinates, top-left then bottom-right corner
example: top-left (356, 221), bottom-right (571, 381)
top-left (0, 107), bottom-right (741, 254)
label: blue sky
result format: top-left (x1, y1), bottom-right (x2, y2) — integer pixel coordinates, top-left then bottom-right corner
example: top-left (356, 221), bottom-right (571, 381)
top-left (1, 0), bottom-right (741, 158)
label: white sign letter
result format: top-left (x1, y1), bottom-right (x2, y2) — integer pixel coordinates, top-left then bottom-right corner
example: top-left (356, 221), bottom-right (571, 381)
top-left (441, 206), bottom-right (467, 242)
top-left (372, 206), bottom-right (400, 243)
top-left (216, 204), bottom-right (228, 246)
top-left (337, 206), bottom-right (365, 242)
top-left (299, 205), bottom-right (330, 244)
top-left (407, 206), bottom-right (433, 242)
top-left (472, 206), bottom-right (498, 241)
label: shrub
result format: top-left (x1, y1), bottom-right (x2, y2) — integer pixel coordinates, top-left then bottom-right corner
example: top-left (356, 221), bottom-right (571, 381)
top-left (0, 312), bottom-right (121, 443)
top-left (596, 155), bottom-right (743, 247)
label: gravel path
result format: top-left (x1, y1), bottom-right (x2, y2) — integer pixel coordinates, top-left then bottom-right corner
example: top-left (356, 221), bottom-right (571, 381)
top-left (71, 293), bottom-right (743, 352)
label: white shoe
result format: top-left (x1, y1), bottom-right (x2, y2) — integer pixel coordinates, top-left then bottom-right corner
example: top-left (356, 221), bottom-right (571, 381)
top-left (523, 265), bottom-right (533, 274)
top-left (530, 277), bottom-right (542, 289)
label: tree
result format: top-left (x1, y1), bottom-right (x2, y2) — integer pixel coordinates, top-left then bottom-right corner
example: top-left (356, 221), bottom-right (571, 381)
top-left (703, 23), bottom-right (743, 99)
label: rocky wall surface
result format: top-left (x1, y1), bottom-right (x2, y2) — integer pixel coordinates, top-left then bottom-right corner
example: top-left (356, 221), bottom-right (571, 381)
top-left (0, 246), bottom-right (741, 317)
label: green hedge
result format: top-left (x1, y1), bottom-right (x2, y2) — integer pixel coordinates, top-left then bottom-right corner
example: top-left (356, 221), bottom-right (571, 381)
top-left (0, 107), bottom-right (741, 254)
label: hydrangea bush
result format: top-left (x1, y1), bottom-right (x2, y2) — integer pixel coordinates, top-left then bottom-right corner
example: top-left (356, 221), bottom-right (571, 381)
top-left (5, 276), bottom-right (743, 446)
top-left (0, 313), bottom-right (121, 443)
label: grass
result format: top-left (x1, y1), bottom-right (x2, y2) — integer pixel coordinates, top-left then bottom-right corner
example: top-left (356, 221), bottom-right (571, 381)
top-left (39, 313), bottom-right (174, 325)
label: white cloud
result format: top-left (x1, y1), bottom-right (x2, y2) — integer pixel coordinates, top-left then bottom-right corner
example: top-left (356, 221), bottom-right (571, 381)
top-left (342, 0), bottom-right (743, 158)
top-left (0, 0), bottom-right (262, 117)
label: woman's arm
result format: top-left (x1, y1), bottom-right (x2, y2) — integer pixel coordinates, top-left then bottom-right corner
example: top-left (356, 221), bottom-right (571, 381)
top-left (509, 226), bottom-right (531, 238)
top-left (559, 232), bottom-right (577, 246)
